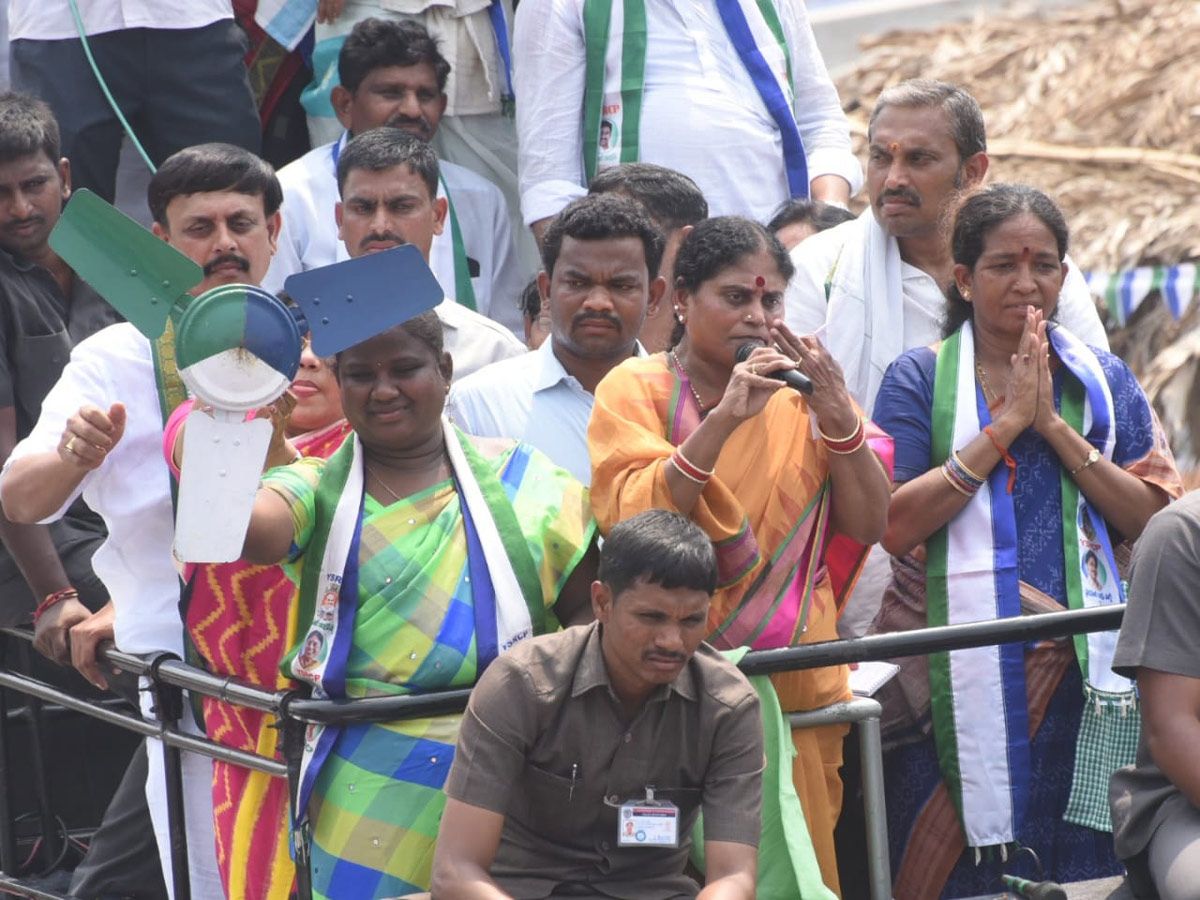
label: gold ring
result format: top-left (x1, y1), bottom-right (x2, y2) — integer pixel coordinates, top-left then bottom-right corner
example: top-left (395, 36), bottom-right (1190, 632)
top-left (751, 363), bottom-right (760, 375)
top-left (65, 436), bottom-right (76, 454)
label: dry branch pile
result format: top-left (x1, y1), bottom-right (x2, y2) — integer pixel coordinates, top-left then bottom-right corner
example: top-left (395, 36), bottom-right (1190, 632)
top-left (834, 0), bottom-right (1200, 274)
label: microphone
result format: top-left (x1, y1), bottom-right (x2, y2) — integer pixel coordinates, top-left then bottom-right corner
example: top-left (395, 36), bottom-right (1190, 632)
top-left (999, 874), bottom-right (1067, 900)
top-left (735, 341), bottom-right (813, 395)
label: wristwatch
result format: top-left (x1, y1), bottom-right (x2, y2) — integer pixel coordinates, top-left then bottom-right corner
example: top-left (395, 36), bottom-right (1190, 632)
top-left (1070, 447), bottom-right (1101, 476)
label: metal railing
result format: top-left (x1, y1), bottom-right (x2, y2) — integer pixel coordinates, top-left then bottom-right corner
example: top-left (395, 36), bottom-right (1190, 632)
top-left (0, 604), bottom-right (1127, 900)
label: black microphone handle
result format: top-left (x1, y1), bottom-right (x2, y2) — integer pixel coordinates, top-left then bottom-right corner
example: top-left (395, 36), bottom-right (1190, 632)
top-left (775, 367), bottom-right (814, 396)
top-left (734, 341), bottom-right (814, 395)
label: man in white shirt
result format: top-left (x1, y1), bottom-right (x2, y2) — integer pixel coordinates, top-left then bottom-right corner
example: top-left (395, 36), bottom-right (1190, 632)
top-left (8, 0), bottom-right (260, 206)
top-left (448, 194), bottom-right (664, 485)
top-left (514, 0), bottom-right (860, 243)
top-left (267, 16), bottom-right (526, 336)
top-left (785, 80), bottom-right (1109, 640)
top-left (588, 162), bottom-right (707, 353)
top-left (0, 143), bottom-right (286, 900)
top-left (787, 79), bottom-right (1108, 415)
top-left (334, 127), bottom-right (525, 377)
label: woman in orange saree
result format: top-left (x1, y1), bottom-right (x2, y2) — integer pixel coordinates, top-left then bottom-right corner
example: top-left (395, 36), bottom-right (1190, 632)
top-left (588, 217), bottom-right (893, 895)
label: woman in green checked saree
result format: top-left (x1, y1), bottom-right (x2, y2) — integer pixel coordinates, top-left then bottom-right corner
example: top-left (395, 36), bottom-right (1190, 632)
top-left (869, 185), bottom-right (1182, 899)
top-left (240, 311), bottom-right (598, 900)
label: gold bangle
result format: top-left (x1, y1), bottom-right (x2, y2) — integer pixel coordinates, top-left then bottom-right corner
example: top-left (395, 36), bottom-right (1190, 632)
top-left (817, 415), bottom-right (863, 445)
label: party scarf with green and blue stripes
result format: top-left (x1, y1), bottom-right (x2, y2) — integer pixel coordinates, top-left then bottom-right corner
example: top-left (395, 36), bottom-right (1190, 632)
top-left (927, 321), bottom-right (1131, 848)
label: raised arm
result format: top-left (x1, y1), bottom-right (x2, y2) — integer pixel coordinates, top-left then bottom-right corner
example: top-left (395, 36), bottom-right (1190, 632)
top-left (2, 402), bottom-right (125, 524)
top-left (778, 326), bottom-right (890, 544)
top-left (240, 487), bottom-right (298, 566)
top-left (881, 320), bottom-right (1043, 557)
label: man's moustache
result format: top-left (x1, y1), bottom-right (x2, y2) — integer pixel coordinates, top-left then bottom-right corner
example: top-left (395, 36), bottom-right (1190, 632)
top-left (360, 234), bottom-right (406, 250)
top-left (385, 114), bottom-right (432, 137)
top-left (203, 255), bottom-right (251, 276)
top-left (2, 216), bottom-right (44, 232)
top-left (878, 189), bottom-right (921, 207)
top-left (572, 313), bottom-right (622, 330)
top-left (644, 652), bottom-right (686, 663)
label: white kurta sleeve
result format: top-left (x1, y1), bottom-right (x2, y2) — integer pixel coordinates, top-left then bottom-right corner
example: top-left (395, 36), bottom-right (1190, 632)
top-left (779, 0), bottom-right (863, 195)
top-left (514, 0), bottom-right (590, 226)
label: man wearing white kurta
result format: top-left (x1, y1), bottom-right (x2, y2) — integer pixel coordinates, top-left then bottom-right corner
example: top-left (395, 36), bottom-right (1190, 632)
top-left (514, 0), bottom-right (860, 241)
top-left (265, 17), bottom-right (525, 336)
top-left (0, 144), bottom-right (291, 900)
top-left (449, 195), bottom-right (665, 484)
top-left (785, 80), bottom-right (1109, 639)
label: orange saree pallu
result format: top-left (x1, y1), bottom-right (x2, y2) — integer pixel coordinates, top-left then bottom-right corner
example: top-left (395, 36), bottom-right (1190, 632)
top-left (183, 419), bottom-right (351, 900)
top-left (588, 354), bottom-right (892, 894)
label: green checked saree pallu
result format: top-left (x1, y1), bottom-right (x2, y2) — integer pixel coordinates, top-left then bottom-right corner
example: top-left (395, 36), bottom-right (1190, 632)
top-left (261, 423), bottom-right (595, 900)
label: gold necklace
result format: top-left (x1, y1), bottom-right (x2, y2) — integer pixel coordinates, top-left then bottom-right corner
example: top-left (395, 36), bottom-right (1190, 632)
top-left (367, 466), bottom-right (404, 504)
top-left (975, 360), bottom-right (997, 403)
top-left (670, 350), bottom-right (709, 411)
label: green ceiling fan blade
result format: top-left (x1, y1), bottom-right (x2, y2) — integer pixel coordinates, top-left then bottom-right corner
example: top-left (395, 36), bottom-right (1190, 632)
top-left (49, 189), bottom-right (203, 339)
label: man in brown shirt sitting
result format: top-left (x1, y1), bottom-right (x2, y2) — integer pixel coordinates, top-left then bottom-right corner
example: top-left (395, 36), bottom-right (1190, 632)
top-left (432, 509), bottom-right (764, 900)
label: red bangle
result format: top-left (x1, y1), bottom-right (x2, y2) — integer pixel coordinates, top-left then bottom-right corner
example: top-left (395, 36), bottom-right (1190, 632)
top-left (983, 426), bottom-right (1017, 494)
top-left (670, 448), bottom-right (713, 484)
top-left (33, 587), bottom-right (78, 625)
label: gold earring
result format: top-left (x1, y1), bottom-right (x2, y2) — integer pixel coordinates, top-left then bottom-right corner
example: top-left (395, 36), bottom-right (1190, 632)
top-left (962, 287), bottom-right (972, 301)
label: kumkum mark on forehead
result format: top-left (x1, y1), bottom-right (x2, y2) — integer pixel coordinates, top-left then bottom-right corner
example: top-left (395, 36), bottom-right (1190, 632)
top-left (755, 275), bottom-right (766, 288)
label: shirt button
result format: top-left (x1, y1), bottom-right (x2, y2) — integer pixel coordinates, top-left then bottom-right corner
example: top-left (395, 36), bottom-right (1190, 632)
top-left (624, 732), bottom-right (632, 743)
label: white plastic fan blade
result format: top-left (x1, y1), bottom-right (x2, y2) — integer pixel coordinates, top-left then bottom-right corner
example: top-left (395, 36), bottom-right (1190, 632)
top-left (174, 408), bottom-right (274, 563)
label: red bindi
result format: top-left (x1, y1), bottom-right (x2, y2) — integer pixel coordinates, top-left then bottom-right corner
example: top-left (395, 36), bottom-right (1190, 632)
top-left (755, 275), bottom-right (766, 287)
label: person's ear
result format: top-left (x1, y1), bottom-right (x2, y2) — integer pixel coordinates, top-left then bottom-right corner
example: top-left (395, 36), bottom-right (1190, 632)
top-left (335, 201), bottom-right (344, 242)
top-left (432, 196), bottom-right (448, 237)
top-left (592, 581), bottom-right (613, 624)
top-left (57, 157), bottom-right (71, 200)
top-left (673, 285), bottom-right (691, 324)
top-left (266, 209), bottom-right (282, 255)
top-left (537, 269), bottom-right (551, 310)
top-left (953, 263), bottom-right (972, 301)
top-left (439, 350), bottom-right (453, 385)
top-left (331, 85), bottom-right (354, 132)
top-left (962, 151), bottom-right (988, 189)
top-left (646, 274), bottom-right (667, 319)
top-left (151, 221), bottom-right (169, 243)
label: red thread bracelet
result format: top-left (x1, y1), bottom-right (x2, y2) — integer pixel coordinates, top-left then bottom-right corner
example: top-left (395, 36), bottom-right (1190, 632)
top-left (983, 426), bottom-right (1017, 494)
top-left (33, 587), bottom-right (78, 625)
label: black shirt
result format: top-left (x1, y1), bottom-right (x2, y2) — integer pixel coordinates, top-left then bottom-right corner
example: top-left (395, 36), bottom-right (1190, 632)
top-left (0, 245), bottom-right (121, 439)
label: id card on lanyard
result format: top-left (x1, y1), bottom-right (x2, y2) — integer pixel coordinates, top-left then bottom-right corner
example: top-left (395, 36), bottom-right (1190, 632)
top-left (617, 787), bottom-right (679, 848)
